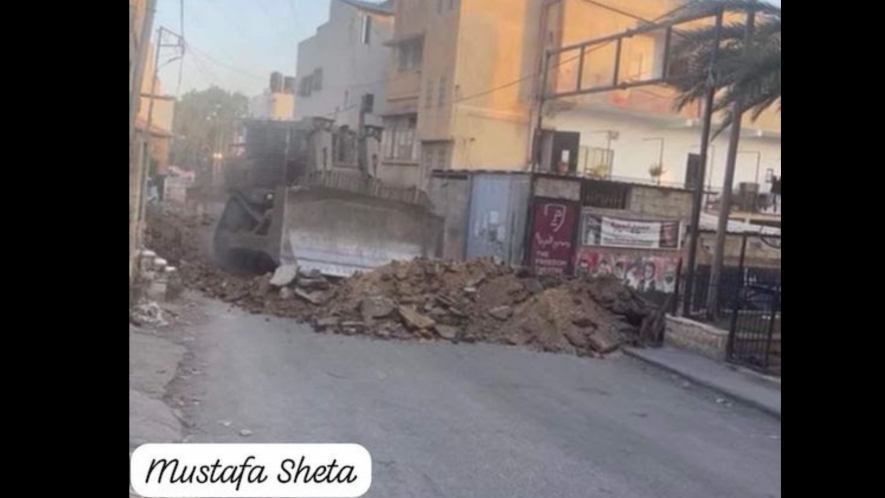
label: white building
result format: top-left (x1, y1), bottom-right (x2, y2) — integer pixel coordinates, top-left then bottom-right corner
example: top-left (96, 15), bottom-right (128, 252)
top-left (549, 105), bottom-right (782, 192)
top-left (250, 72), bottom-right (296, 121)
top-left (294, 0), bottom-right (394, 128)
top-left (249, 91), bottom-right (296, 121)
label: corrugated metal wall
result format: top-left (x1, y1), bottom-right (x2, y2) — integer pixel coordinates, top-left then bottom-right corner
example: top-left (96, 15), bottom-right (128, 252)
top-left (466, 173), bottom-right (531, 266)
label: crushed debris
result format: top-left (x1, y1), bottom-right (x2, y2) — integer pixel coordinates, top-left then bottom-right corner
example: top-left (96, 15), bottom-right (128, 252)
top-left (130, 302), bottom-right (168, 328)
top-left (240, 258), bottom-right (662, 357)
top-left (146, 206), bottom-right (664, 358)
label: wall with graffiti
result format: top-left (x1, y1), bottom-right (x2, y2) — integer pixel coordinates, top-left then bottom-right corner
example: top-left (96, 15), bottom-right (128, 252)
top-left (575, 249), bottom-right (680, 294)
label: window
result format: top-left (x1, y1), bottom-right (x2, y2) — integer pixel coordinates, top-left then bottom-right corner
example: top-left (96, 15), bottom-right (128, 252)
top-left (298, 75), bottom-right (313, 97)
top-left (383, 116), bottom-right (418, 162)
top-left (423, 149), bottom-right (434, 171)
top-left (425, 79), bottom-right (434, 109)
top-left (361, 15), bottom-right (372, 45)
top-left (438, 75), bottom-right (447, 107)
top-left (398, 37), bottom-right (424, 71)
top-left (421, 143), bottom-right (452, 171)
top-left (312, 68), bottom-right (323, 91)
top-left (579, 146), bottom-right (614, 178)
top-left (335, 127), bottom-right (357, 166)
top-left (435, 147), bottom-right (449, 169)
top-left (396, 126), bottom-right (416, 160)
top-left (581, 180), bottom-right (630, 209)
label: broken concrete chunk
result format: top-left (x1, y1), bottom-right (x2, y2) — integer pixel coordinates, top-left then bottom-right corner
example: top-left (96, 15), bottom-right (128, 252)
top-left (361, 296), bottom-right (396, 321)
top-left (434, 324), bottom-right (460, 341)
top-left (314, 317), bottom-right (339, 330)
top-left (294, 288), bottom-right (330, 305)
top-left (466, 272), bottom-right (487, 288)
top-left (434, 294), bottom-right (457, 308)
top-left (398, 305), bottom-right (436, 330)
top-left (256, 274), bottom-right (273, 297)
top-left (297, 277), bottom-right (331, 291)
top-left (587, 327), bottom-right (621, 354)
top-left (270, 264), bottom-right (299, 287)
top-left (488, 305), bottom-right (514, 321)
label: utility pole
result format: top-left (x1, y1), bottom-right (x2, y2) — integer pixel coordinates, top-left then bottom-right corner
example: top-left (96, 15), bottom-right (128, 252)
top-left (682, 8), bottom-right (724, 317)
top-left (706, 1), bottom-right (758, 321)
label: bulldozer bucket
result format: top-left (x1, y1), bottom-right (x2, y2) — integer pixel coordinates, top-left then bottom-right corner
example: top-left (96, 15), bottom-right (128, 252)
top-left (280, 187), bottom-right (443, 277)
top-left (215, 178), bottom-right (444, 277)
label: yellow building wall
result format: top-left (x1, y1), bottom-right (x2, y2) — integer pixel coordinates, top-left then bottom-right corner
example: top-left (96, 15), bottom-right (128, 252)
top-left (388, 0), bottom-right (780, 175)
top-left (387, 0), bottom-right (430, 113)
top-left (449, 0), bottom-right (542, 170)
top-left (549, 0), bottom-right (779, 134)
top-left (415, 0), bottom-right (460, 141)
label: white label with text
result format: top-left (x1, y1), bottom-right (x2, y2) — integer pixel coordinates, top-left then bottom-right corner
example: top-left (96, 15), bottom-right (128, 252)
top-left (130, 444), bottom-right (372, 497)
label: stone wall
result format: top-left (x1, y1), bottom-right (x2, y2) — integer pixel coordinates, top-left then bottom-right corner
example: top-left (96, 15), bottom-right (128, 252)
top-left (665, 316), bottom-right (729, 361)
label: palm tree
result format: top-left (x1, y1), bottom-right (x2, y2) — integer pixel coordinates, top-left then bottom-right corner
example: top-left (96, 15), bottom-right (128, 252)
top-left (667, 0), bottom-right (781, 133)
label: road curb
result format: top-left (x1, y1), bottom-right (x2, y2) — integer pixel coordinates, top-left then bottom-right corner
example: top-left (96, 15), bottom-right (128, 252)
top-left (623, 348), bottom-right (781, 420)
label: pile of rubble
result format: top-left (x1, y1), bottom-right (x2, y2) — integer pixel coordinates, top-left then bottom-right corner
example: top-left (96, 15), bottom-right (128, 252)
top-left (144, 206), bottom-right (664, 357)
top-left (144, 204), bottom-right (258, 303)
top-left (245, 258), bottom-right (663, 357)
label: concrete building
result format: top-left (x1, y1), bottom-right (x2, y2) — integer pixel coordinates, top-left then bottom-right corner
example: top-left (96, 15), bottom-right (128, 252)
top-left (294, 0), bottom-right (394, 128)
top-left (542, 0), bottom-right (781, 190)
top-left (250, 72), bottom-right (296, 121)
top-left (135, 44), bottom-right (176, 177)
top-left (381, 0), bottom-right (780, 196)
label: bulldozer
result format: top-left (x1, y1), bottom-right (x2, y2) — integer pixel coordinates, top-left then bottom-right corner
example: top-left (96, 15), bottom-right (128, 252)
top-left (214, 117), bottom-right (443, 277)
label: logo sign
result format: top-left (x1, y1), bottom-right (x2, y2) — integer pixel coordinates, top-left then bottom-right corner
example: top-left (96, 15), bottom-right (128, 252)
top-left (130, 444), bottom-right (372, 498)
top-left (530, 200), bottom-right (579, 275)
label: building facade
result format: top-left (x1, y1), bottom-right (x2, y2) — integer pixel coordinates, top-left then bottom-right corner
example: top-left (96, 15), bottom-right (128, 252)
top-left (294, 0), bottom-right (394, 128)
top-left (250, 72), bottom-right (296, 121)
top-left (130, 0), bottom-right (157, 290)
top-left (381, 0), bottom-right (781, 196)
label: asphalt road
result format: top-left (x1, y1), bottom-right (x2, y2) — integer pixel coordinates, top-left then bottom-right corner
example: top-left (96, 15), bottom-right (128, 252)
top-left (171, 298), bottom-right (781, 498)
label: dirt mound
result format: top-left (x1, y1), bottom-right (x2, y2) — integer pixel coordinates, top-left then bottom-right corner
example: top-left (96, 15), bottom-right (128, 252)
top-left (145, 207), bottom-right (662, 357)
top-left (264, 258), bottom-right (659, 356)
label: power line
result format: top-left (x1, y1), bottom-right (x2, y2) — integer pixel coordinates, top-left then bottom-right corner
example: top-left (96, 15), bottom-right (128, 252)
top-left (185, 41), bottom-right (266, 81)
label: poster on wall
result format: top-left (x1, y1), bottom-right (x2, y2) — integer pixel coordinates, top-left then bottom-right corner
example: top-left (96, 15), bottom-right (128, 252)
top-left (582, 213), bottom-right (682, 249)
top-left (575, 248), bottom-right (680, 294)
top-left (530, 199), bottom-right (579, 275)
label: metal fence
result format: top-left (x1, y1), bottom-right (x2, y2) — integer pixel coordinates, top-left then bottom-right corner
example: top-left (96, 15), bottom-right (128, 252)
top-left (676, 232), bottom-right (781, 376)
top-left (677, 265), bottom-right (781, 376)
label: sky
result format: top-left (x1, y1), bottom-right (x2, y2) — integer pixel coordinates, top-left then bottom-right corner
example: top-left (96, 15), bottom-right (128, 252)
top-left (153, 0), bottom-right (781, 98)
top-left (154, 0), bottom-right (335, 97)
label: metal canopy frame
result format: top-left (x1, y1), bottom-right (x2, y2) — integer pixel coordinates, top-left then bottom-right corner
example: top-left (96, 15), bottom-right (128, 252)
top-left (533, 7), bottom-right (728, 315)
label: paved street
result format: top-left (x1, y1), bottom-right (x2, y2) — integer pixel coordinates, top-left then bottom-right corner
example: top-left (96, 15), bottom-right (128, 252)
top-left (168, 298), bottom-right (781, 498)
